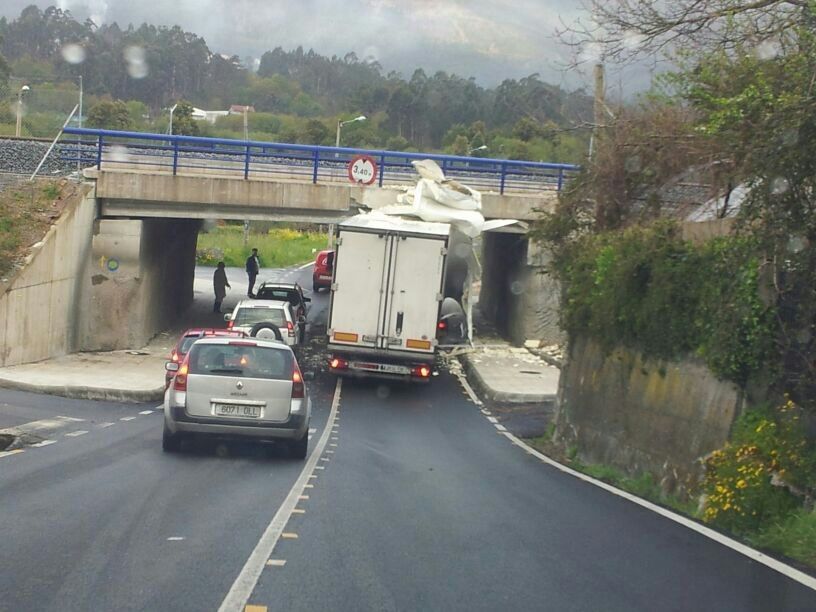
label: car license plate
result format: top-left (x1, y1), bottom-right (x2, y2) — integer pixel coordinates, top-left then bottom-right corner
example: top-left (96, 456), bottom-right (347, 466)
top-left (319, 275), bottom-right (332, 280)
top-left (214, 404), bottom-right (261, 418)
top-left (352, 362), bottom-right (409, 375)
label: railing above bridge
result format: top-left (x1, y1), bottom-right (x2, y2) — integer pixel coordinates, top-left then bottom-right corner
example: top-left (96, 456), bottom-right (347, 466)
top-left (60, 127), bottom-right (580, 195)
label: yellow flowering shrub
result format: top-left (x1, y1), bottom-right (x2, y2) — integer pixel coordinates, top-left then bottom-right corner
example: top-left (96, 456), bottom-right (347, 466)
top-left (702, 400), bottom-right (815, 534)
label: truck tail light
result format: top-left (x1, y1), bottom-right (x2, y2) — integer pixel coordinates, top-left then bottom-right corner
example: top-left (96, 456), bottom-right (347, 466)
top-left (287, 321), bottom-right (295, 337)
top-left (437, 320), bottom-right (447, 330)
top-left (292, 366), bottom-right (305, 398)
top-left (411, 365), bottom-right (431, 378)
top-left (173, 360), bottom-right (189, 391)
top-left (329, 356), bottom-right (348, 370)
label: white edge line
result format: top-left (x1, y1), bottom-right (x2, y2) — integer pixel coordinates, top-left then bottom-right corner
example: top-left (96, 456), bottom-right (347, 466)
top-left (0, 449), bottom-right (24, 458)
top-left (296, 261), bottom-right (314, 271)
top-left (500, 429), bottom-right (816, 592)
top-left (456, 369), bottom-right (483, 406)
top-left (218, 377), bottom-right (343, 612)
top-left (452, 368), bottom-right (816, 592)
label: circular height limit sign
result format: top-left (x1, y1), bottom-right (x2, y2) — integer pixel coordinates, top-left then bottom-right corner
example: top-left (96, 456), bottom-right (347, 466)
top-left (348, 155), bottom-right (378, 185)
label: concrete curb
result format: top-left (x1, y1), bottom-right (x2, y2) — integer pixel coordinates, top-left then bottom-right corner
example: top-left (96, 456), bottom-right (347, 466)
top-left (0, 377), bottom-right (164, 403)
top-left (459, 354), bottom-right (557, 404)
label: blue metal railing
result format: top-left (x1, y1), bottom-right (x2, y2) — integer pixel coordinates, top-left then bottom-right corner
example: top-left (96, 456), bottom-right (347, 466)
top-left (60, 127), bottom-right (580, 195)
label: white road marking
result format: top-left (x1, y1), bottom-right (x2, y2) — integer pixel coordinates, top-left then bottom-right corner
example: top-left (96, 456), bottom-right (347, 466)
top-left (494, 424), bottom-right (507, 432)
top-left (498, 430), bottom-right (816, 592)
top-left (218, 378), bottom-right (343, 612)
top-left (166, 536), bottom-right (185, 541)
top-left (296, 261), bottom-right (314, 271)
top-left (308, 428), bottom-right (317, 434)
top-left (139, 410), bottom-right (154, 415)
top-left (0, 449), bottom-right (24, 459)
top-left (57, 416), bottom-right (85, 422)
top-left (7, 416), bottom-right (85, 434)
top-left (64, 430), bottom-right (88, 437)
top-left (31, 439), bottom-right (57, 448)
top-left (266, 559), bottom-right (286, 567)
top-left (120, 416), bottom-right (136, 421)
top-left (487, 416), bottom-right (498, 423)
top-left (456, 373), bottom-right (483, 406)
top-left (97, 422), bottom-right (115, 428)
top-left (315, 466), bottom-right (325, 470)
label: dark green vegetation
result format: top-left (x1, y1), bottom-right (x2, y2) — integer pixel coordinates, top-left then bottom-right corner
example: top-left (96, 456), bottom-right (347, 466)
top-left (196, 224), bottom-right (326, 269)
top-left (536, 0), bottom-right (816, 567)
top-left (0, 5), bottom-right (589, 161)
top-left (0, 179), bottom-right (68, 279)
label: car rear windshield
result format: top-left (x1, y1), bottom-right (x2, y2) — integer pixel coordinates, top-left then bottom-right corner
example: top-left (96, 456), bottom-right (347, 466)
top-left (187, 344), bottom-right (293, 380)
top-left (233, 307), bottom-right (286, 327)
top-left (256, 288), bottom-right (298, 303)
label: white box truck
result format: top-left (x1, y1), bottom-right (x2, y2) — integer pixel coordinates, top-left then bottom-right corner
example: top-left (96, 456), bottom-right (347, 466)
top-left (326, 214), bottom-right (450, 382)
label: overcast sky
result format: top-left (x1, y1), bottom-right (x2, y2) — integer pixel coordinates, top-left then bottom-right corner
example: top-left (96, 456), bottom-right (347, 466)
top-left (2, 1), bottom-right (653, 92)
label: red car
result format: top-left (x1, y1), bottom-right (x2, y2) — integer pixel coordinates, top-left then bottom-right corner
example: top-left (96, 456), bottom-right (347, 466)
top-left (312, 249), bottom-right (335, 292)
top-left (165, 328), bottom-right (246, 389)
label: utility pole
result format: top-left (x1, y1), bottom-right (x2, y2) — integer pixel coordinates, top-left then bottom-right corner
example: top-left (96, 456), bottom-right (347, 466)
top-left (243, 107), bottom-right (248, 140)
top-left (77, 75), bottom-right (83, 173)
top-left (589, 63), bottom-right (605, 160)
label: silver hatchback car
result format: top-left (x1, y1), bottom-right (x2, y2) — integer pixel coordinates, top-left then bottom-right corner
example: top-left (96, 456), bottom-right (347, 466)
top-left (163, 337), bottom-right (311, 458)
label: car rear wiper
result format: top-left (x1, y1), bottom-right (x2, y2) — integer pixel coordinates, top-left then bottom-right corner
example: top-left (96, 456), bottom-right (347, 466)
top-left (209, 368), bottom-right (244, 374)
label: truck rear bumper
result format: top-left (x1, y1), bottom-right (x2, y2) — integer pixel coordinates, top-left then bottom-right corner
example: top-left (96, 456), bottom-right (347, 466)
top-left (328, 351), bottom-right (433, 383)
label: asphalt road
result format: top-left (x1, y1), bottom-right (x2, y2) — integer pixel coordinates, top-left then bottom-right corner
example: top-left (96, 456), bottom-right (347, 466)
top-left (1, 264), bottom-right (814, 611)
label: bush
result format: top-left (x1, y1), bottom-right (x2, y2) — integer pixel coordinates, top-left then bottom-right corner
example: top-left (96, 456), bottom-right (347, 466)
top-left (557, 222), bottom-right (774, 385)
top-left (702, 400), bottom-right (816, 534)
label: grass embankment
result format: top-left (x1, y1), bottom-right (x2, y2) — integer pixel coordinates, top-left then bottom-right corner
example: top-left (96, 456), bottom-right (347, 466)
top-left (196, 224), bottom-right (328, 268)
top-left (0, 180), bottom-right (69, 280)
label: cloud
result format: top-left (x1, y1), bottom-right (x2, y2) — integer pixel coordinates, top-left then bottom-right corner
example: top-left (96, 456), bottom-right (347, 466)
top-left (1, 0), bottom-right (612, 88)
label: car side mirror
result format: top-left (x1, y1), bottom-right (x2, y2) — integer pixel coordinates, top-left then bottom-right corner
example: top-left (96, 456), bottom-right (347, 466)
top-left (165, 362), bottom-right (180, 372)
top-left (303, 371), bottom-right (316, 381)
top-left (224, 313), bottom-right (231, 322)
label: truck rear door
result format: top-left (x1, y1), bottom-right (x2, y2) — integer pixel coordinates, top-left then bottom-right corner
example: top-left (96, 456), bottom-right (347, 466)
top-left (381, 235), bottom-right (446, 354)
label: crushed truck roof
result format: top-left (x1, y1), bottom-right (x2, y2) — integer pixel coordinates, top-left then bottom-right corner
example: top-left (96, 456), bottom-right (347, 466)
top-left (339, 213), bottom-right (450, 237)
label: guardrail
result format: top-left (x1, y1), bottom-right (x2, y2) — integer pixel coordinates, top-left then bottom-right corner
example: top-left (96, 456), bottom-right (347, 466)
top-left (60, 127), bottom-right (580, 195)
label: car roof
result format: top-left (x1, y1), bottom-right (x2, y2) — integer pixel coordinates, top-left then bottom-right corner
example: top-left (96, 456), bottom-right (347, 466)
top-left (234, 299), bottom-right (290, 309)
top-left (190, 337), bottom-right (294, 352)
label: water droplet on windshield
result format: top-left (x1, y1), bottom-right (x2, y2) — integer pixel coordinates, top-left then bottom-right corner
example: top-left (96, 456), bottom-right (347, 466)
top-left (376, 384), bottom-right (391, 399)
top-left (61, 43), bottom-right (86, 65)
top-left (124, 45), bottom-right (149, 79)
top-left (771, 177), bottom-right (789, 195)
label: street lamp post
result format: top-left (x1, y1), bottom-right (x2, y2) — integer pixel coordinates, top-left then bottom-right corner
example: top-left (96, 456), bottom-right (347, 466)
top-left (335, 115), bottom-right (366, 148)
top-left (167, 103), bottom-right (178, 135)
top-left (15, 85), bottom-right (30, 138)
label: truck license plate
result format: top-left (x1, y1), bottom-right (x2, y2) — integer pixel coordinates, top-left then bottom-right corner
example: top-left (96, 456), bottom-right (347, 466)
top-left (214, 404), bottom-right (261, 418)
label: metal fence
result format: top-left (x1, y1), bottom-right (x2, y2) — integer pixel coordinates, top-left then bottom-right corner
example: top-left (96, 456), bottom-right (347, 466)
top-left (60, 127), bottom-right (580, 195)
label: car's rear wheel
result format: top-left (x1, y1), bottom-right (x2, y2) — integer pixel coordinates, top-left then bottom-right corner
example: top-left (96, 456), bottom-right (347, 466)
top-left (162, 426), bottom-right (182, 453)
top-left (249, 321), bottom-right (284, 341)
top-left (312, 280), bottom-right (320, 292)
top-left (289, 432), bottom-right (308, 460)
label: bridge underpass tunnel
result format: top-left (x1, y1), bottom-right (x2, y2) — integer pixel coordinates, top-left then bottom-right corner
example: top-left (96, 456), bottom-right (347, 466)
top-left (81, 217), bottom-right (201, 351)
top-left (478, 231), bottom-right (563, 347)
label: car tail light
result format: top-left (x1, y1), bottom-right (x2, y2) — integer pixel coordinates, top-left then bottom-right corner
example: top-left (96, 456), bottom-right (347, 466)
top-left (173, 360), bottom-right (189, 391)
top-left (287, 321), bottom-right (295, 337)
top-left (170, 350), bottom-right (179, 363)
top-left (411, 365), bottom-right (432, 378)
top-left (292, 366), bottom-right (305, 398)
top-left (227, 320), bottom-right (234, 330)
top-left (329, 356), bottom-right (348, 370)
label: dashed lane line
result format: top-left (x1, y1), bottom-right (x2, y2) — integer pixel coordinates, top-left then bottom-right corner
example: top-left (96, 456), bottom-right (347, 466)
top-left (139, 410), bottom-right (154, 415)
top-left (218, 378), bottom-right (343, 612)
top-left (64, 430), bottom-right (88, 437)
top-left (30, 440), bottom-right (57, 448)
top-left (0, 449), bottom-right (24, 459)
top-left (120, 416), bottom-right (136, 422)
top-left (97, 422), bottom-right (115, 428)
top-left (451, 365), bottom-right (816, 594)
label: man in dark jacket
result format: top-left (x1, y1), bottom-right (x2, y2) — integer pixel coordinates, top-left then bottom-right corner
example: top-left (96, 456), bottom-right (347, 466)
top-left (213, 262), bottom-right (231, 313)
top-left (245, 248), bottom-right (260, 297)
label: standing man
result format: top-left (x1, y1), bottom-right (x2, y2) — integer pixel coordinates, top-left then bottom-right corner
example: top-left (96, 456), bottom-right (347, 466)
top-left (213, 262), bottom-right (230, 313)
top-left (245, 247), bottom-right (260, 298)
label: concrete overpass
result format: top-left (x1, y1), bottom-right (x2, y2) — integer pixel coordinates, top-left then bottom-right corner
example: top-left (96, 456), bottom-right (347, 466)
top-left (61, 127), bottom-right (575, 223)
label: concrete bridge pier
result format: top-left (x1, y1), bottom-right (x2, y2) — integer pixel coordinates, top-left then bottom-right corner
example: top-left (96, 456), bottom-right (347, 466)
top-left (479, 232), bottom-right (563, 346)
top-left (81, 217), bottom-right (201, 351)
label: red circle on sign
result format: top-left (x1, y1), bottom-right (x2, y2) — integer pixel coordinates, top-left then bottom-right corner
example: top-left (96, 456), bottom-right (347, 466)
top-left (347, 155), bottom-right (378, 185)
